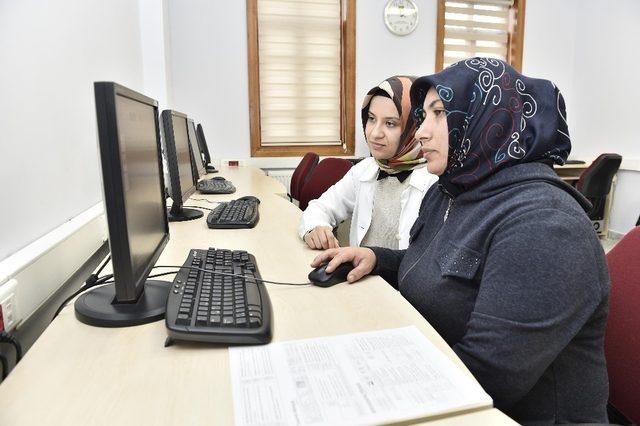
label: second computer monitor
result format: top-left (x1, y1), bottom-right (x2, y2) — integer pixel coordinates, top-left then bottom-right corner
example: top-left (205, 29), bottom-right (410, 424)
top-left (187, 118), bottom-right (206, 179)
top-left (196, 123), bottom-right (217, 173)
top-left (161, 110), bottom-right (203, 222)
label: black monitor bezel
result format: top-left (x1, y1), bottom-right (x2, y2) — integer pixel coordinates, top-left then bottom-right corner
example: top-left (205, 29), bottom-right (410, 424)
top-left (187, 118), bottom-right (206, 180)
top-left (94, 82), bottom-right (170, 302)
top-left (161, 110), bottom-right (197, 205)
top-left (196, 123), bottom-right (212, 165)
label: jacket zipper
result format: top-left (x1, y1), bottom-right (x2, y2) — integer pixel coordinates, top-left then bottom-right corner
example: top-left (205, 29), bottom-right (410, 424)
top-left (444, 197), bottom-right (453, 222)
top-left (400, 187), bottom-right (454, 282)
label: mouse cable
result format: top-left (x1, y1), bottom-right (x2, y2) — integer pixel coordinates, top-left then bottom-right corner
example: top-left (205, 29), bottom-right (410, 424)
top-left (151, 265), bottom-right (313, 286)
top-left (53, 262), bottom-right (312, 319)
top-left (0, 331), bottom-right (23, 362)
top-left (183, 205), bottom-right (215, 211)
top-left (97, 270), bottom-right (312, 287)
top-left (189, 198), bottom-right (223, 205)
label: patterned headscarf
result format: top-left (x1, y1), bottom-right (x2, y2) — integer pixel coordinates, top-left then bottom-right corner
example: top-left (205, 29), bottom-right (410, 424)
top-left (361, 76), bottom-right (426, 173)
top-left (410, 57), bottom-right (571, 196)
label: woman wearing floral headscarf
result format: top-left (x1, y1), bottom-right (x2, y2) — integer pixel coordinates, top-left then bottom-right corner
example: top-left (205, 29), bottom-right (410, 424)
top-left (299, 75), bottom-right (438, 250)
top-left (312, 59), bottom-right (608, 424)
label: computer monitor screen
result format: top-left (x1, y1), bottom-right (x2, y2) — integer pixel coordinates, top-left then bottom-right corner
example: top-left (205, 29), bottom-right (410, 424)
top-left (117, 96), bottom-right (168, 286)
top-left (75, 82), bottom-right (171, 327)
top-left (161, 110), bottom-right (202, 222)
top-left (196, 123), bottom-right (212, 165)
top-left (187, 118), bottom-right (206, 178)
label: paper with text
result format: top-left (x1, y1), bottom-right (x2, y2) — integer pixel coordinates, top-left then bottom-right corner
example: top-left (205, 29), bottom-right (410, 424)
top-left (229, 326), bottom-right (492, 425)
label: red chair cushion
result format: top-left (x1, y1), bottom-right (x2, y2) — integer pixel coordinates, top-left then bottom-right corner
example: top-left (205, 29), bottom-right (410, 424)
top-left (298, 158), bottom-right (352, 211)
top-left (605, 226), bottom-right (640, 423)
top-left (290, 152), bottom-right (319, 201)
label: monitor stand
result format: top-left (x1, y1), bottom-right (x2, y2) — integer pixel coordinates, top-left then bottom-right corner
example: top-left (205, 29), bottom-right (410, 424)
top-left (206, 165), bottom-right (218, 173)
top-left (74, 280), bottom-right (170, 327)
top-left (167, 205), bottom-right (203, 222)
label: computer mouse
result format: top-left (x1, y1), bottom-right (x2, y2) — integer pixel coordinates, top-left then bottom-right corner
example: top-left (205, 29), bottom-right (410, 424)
top-left (238, 196), bottom-right (260, 204)
top-left (308, 263), bottom-right (354, 287)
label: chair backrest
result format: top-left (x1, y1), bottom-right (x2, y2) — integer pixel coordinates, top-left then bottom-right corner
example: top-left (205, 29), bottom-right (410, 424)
top-left (576, 153), bottom-right (622, 197)
top-left (298, 158), bottom-right (352, 211)
top-left (605, 226), bottom-right (640, 424)
top-left (290, 152), bottom-right (319, 201)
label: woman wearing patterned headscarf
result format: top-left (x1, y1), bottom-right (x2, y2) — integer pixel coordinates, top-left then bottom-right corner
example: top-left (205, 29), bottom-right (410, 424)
top-left (299, 75), bottom-right (438, 250)
top-left (312, 58), bottom-right (608, 424)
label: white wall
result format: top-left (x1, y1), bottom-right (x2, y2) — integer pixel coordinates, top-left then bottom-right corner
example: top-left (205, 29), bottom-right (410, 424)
top-left (0, 0), bottom-right (146, 261)
top-left (569, 0), bottom-right (640, 161)
top-left (165, 0), bottom-right (252, 159)
top-left (138, 0), bottom-right (172, 109)
top-left (521, 0), bottom-right (578, 148)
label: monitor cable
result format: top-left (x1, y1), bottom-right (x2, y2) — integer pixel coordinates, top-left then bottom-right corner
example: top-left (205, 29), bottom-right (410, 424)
top-left (0, 330), bottom-right (23, 380)
top-left (0, 352), bottom-right (8, 381)
top-left (51, 255), bottom-right (112, 321)
top-left (0, 332), bottom-right (23, 362)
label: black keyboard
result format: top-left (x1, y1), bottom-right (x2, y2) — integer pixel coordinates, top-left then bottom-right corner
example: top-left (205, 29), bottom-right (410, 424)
top-left (165, 248), bottom-right (272, 345)
top-left (197, 178), bottom-right (235, 194)
top-left (207, 197), bottom-right (260, 229)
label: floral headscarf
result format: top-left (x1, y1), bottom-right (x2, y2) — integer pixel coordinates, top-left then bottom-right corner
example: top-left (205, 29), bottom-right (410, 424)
top-left (410, 57), bottom-right (571, 196)
top-left (361, 75), bottom-right (427, 173)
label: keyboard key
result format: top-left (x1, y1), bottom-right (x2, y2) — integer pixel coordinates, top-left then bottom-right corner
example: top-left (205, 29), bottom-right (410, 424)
top-left (176, 314), bottom-right (190, 325)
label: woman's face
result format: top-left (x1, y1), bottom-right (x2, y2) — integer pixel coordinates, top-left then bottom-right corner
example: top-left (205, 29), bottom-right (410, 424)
top-left (365, 95), bottom-right (403, 161)
top-left (415, 86), bottom-right (449, 175)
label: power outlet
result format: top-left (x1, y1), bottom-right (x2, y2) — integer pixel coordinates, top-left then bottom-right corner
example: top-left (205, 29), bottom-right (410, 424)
top-left (0, 279), bottom-right (19, 332)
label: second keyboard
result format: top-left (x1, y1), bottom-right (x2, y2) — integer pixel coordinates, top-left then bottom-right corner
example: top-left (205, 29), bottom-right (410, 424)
top-left (207, 196), bottom-right (260, 229)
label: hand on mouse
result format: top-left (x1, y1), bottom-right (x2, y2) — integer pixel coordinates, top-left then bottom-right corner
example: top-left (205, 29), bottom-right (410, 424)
top-left (304, 226), bottom-right (340, 250)
top-left (311, 247), bottom-right (376, 283)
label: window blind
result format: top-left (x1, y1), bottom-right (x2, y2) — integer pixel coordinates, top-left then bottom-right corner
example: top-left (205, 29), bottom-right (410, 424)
top-left (443, 0), bottom-right (514, 68)
top-left (257, 0), bottom-right (342, 146)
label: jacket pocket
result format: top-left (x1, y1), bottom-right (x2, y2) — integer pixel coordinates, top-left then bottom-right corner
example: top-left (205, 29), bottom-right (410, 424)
top-left (436, 242), bottom-right (481, 280)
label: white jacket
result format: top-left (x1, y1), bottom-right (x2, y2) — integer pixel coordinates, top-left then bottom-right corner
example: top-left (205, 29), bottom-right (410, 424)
top-left (298, 157), bottom-right (438, 249)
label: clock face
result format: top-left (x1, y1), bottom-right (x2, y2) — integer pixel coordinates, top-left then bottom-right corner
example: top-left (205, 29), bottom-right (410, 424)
top-left (384, 0), bottom-right (419, 36)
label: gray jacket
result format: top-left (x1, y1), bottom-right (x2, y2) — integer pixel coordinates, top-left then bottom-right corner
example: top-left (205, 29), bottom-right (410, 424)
top-left (371, 162), bottom-right (609, 424)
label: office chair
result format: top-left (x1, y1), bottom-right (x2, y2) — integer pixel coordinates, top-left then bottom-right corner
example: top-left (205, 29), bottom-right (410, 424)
top-left (298, 158), bottom-right (352, 211)
top-left (289, 152), bottom-right (319, 202)
top-left (575, 153), bottom-right (622, 235)
top-left (604, 226), bottom-right (640, 424)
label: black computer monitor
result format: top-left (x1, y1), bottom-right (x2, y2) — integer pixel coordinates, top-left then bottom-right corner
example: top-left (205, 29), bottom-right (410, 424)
top-left (187, 118), bottom-right (206, 180)
top-left (75, 82), bottom-right (171, 327)
top-left (161, 110), bottom-right (203, 222)
top-left (196, 123), bottom-right (217, 173)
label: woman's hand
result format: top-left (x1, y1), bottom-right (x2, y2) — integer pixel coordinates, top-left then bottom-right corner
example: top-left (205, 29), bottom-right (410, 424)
top-left (311, 247), bottom-right (377, 283)
top-left (304, 226), bottom-right (340, 250)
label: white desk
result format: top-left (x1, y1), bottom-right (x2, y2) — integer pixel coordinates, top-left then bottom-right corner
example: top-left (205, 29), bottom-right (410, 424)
top-left (0, 166), bottom-right (515, 425)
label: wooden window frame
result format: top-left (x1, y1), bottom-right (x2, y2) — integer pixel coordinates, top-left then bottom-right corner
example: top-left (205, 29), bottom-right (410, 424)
top-left (247, 0), bottom-right (356, 157)
top-left (435, 0), bottom-right (526, 72)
